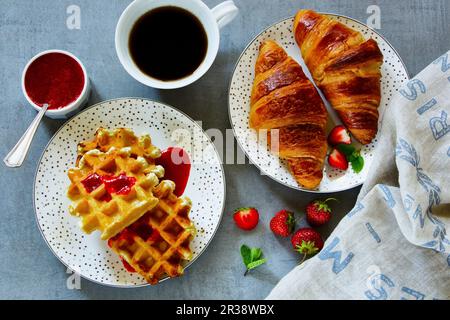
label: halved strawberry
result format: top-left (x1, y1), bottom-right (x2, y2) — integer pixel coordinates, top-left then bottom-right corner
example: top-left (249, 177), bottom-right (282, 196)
top-left (233, 208), bottom-right (259, 231)
top-left (328, 125), bottom-right (351, 146)
top-left (328, 148), bottom-right (349, 170)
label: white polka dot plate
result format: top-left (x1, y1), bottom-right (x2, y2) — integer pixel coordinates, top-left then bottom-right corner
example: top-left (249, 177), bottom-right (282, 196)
top-left (228, 14), bottom-right (409, 193)
top-left (34, 98), bottom-right (226, 287)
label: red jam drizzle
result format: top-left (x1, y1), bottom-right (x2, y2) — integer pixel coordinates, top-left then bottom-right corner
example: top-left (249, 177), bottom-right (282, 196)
top-left (156, 147), bottom-right (191, 197)
top-left (147, 229), bottom-right (161, 242)
top-left (102, 147), bottom-right (191, 274)
top-left (99, 193), bottom-right (112, 203)
top-left (80, 173), bottom-right (136, 201)
top-left (107, 215), bottom-right (162, 273)
top-left (107, 230), bottom-right (137, 273)
top-left (102, 173), bottom-right (136, 195)
top-left (129, 221), bottom-right (153, 241)
top-left (120, 258), bottom-right (136, 273)
top-left (24, 52), bottom-right (85, 110)
top-left (81, 173), bottom-right (103, 193)
top-left (113, 215), bottom-right (162, 243)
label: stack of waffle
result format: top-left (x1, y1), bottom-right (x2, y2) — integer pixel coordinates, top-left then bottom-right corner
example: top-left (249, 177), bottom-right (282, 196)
top-left (67, 128), bottom-right (195, 284)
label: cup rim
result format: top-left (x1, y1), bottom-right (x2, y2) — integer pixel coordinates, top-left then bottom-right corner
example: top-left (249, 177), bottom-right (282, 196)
top-left (115, 0), bottom-right (220, 89)
top-left (21, 49), bottom-right (89, 115)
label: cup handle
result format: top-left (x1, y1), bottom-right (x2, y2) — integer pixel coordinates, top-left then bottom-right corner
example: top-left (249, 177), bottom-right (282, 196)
top-left (211, 0), bottom-right (239, 29)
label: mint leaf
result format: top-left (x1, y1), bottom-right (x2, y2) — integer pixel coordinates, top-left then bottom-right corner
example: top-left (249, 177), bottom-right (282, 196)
top-left (240, 245), bottom-right (252, 266)
top-left (250, 247), bottom-right (262, 261)
top-left (338, 144), bottom-right (365, 173)
top-left (347, 149), bottom-right (360, 161)
top-left (247, 258), bottom-right (267, 270)
top-left (337, 144), bottom-right (356, 156)
top-left (241, 245), bottom-right (267, 275)
top-left (350, 155), bottom-right (364, 173)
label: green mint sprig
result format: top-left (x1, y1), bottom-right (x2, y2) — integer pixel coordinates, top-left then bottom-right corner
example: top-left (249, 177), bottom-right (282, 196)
top-left (337, 144), bottom-right (365, 173)
top-left (240, 245), bottom-right (267, 276)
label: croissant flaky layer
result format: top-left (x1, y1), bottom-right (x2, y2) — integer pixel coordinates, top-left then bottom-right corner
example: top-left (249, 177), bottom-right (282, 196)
top-left (288, 157), bottom-right (325, 190)
top-left (268, 124), bottom-right (327, 160)
top-left (294, 9), bottom-right (384, 145)
top-left (250, 81), bottom-right (328, 130)
top-left (269, 125), bottom-right (327, 189)
top-left (250, 40), bottom-right (328, 189)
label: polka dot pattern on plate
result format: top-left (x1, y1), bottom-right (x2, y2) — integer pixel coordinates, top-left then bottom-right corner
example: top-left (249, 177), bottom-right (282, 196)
top-left (34, 98), bottom-right (226, 287)
top-left (228, 15), bottom-right (409, 193)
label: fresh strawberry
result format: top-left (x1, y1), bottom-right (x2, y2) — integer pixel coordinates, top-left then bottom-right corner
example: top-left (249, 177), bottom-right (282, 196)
top-left (328, 148), bottom-right (349, 170)
top-left (270, 210), bottom-right (295, 237)
top-left (233, 207), bottom-right (259, 231)
top-left (291, 228), bottom-right (324, 262)
top-left (328, 125), bottom-right (352, 146)
top-left (306, 198), bottom-right (337, 227)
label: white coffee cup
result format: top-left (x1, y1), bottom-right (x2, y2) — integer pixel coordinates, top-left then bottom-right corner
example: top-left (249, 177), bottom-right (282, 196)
top-left (115, 0), bottom-right (238, 89)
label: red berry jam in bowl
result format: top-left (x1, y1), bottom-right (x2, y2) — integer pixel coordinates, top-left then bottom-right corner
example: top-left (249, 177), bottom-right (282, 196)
top-left (22, 50), bottom-right (90, 119)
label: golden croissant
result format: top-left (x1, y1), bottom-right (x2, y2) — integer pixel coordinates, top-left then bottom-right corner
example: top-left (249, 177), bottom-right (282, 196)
top-left (250, 40), bottom-right (328, 189)
top-left (294, 10), bottom-right (384, 145)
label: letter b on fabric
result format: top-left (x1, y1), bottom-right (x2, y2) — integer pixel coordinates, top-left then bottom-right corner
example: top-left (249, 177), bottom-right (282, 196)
top-left (429, 111), bottom-right (450, 140)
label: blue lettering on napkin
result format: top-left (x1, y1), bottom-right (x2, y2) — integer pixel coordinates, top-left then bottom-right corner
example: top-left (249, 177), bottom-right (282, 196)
top-left (378, 185), bottom-right (396, 208)
top-left (400, 79), bottom-right (426, 101)
top-left (433, 53), bottom-right (450, 72)
top-left (365, 222), bottom-right (381, 243)
top-left (401, 287), bottom-right (425, 300)
top-left (404, 194), bottom-right (425, 228)
top-left (318, 237), bottom-right (354, 274)
top-left (348, 202), bottom-right (364, 218)
top-left (364, 274), bottom-right (395, 300)
top-left (417, 98), bottom-right (437, 115)
top-left (430, 111), bottom-right (450, 140)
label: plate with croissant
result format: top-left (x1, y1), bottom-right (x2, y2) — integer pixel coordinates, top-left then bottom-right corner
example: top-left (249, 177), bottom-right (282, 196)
top-left (229, 10), bottom-right (409, 192)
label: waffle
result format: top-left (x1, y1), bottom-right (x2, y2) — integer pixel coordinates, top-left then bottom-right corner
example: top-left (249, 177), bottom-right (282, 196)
top-left (67, 143), bottom-right (164, 240)
top-left (108, 180), bottom-right (195, 284)
top-left (67, 127), bottom-right (195, 284)
top-left (77, 127), bottom-right (161, 164)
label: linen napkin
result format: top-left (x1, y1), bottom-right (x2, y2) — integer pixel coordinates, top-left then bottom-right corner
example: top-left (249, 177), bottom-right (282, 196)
top-left (267, 51), bottom-right (450, 300)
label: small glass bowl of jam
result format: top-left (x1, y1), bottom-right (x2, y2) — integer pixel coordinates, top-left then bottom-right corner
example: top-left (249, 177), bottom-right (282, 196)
top-left (21, 49), bottom-right (90, 119)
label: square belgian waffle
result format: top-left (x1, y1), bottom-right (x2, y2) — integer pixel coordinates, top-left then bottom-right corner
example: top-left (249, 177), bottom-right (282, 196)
top-left (67, 128), bottom-right (164, 240)
top-left (108, 180), bottom-right (195, 284)
top-left (77, 127), bottom-right (162, 161)
top-left (67, 128), bottom-right (195, 284)
top-left (67, 147), bottom-right (163, 240)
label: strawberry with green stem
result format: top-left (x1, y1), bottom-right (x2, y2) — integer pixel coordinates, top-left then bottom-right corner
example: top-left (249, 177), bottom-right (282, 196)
top-left (306, 198), bottom-right (338, 227)
top-left (291, 228), bottom-right (324, 264)
top-left (270, 209), bottom-right (296, 237)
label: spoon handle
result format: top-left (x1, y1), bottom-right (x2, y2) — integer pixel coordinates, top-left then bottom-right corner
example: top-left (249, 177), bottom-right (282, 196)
top-left (4, 104), bottom-right (49, 168)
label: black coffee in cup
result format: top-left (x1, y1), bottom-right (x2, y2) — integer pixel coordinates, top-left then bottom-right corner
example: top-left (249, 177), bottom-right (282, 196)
top-left (129, 6), bottom-right (208, 81)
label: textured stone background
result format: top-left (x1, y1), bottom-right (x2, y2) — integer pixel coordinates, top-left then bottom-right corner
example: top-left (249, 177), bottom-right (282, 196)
top-left (0, 0), bottom-right (449, 299)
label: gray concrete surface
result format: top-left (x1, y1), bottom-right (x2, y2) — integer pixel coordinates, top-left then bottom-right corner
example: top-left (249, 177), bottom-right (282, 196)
top-left (0, 0), bottom-right (449, 299)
